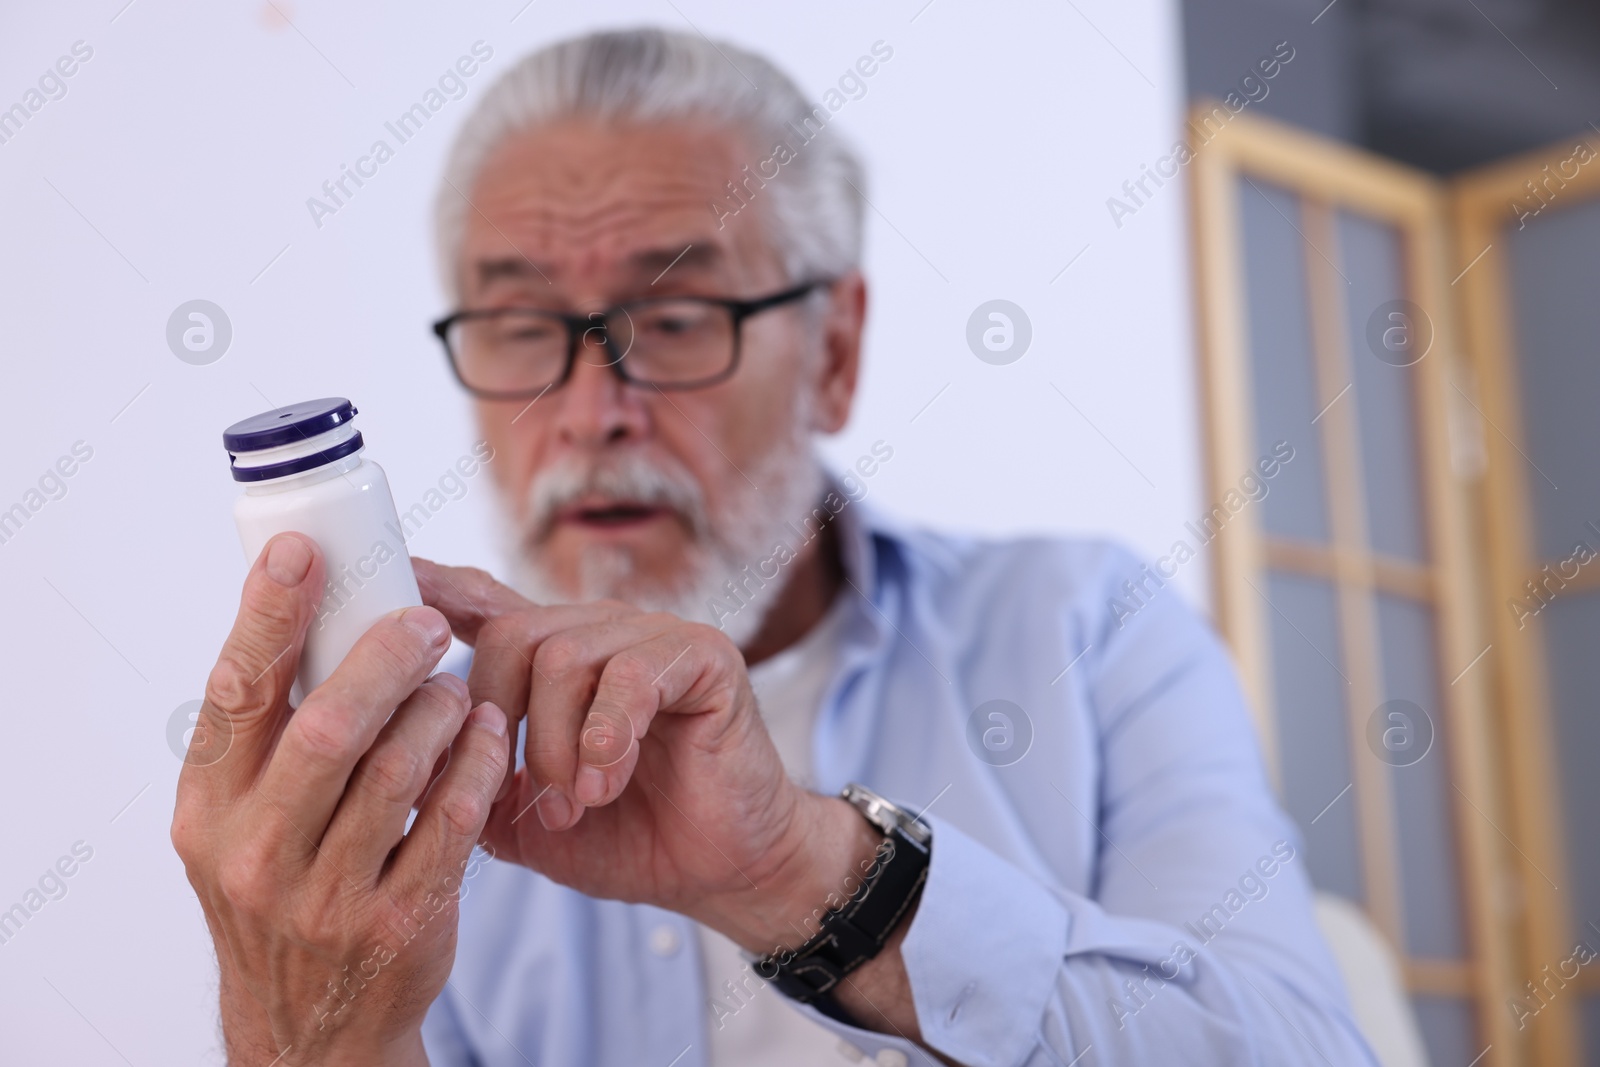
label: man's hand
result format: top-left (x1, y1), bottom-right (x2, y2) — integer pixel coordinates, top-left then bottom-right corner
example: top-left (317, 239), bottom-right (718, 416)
top-left (171, 534), bottom-right (510, 1067)
top-left (412, 558), bottom-right (883, 957)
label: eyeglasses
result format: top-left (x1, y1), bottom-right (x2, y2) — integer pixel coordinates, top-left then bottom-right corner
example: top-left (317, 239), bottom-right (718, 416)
top-left (432, 280), bottom-right (831, 400)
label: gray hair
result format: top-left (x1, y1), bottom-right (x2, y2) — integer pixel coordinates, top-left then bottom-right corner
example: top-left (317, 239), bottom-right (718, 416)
top-left (434, 27), bottom-right (866, 302)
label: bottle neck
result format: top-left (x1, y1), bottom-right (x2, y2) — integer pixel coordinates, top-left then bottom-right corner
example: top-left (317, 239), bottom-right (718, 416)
top-left (230, 422), bottom-right (365, 485)
top-left (240, 449), bottom-right (364, 494)
top-left (232, 422), bottom-right (357, 470)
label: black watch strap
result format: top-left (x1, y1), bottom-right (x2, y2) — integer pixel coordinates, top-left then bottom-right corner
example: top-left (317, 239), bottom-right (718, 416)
top-left (757, 791), bottom-right (931, 1004)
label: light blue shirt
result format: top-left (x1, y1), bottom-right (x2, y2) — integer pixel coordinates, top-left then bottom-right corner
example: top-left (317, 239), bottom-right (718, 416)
top-left (423, 501), bottom-right (1378, 1066)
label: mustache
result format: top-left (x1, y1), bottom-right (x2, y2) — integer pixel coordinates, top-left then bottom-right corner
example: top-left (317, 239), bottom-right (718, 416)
top-left (520, 451), bottom-right (710, 543)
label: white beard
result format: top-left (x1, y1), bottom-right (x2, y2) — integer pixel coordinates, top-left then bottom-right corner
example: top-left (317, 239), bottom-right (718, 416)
top-left (494, 416), bottom-right (824, 649)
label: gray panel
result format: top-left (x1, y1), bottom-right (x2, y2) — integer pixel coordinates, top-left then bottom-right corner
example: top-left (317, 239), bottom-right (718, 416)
top-left (1338, 210), bottom-right (1429, 564)
top-left (1264, 571), bottom-right (1362, 901)
top-left (1539, 592), bottom-right (1600, 940)
top-left (1180, 0), bottom-right (1359, 144)
top-left (1238, 178), bottom-right (1331, 543)
top-left (1374, 594), bottom-right (1467, 959)
top-left (1505, 197), bottom-right (1600, 563)
top-left (1411, 995), bottom-right (1481, 1067)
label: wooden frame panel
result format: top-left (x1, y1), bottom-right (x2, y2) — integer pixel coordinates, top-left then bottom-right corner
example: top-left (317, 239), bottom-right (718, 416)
top-left (1191, 124), bottom-right (1278, 779)
top-left (1301, 197), bottom-right (1407, 949)
top-left (1451, 130), bottom-right (1600, 1067)
top-left (1190, 102), bottom-right (1525, 1066)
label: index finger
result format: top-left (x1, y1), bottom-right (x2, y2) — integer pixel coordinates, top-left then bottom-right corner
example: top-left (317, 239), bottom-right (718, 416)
top-left (417, 556), bottom-right (631, 801)
top-left (411, 557), bottom-right (536, 645)
top-left (188, 534), bottom-right (325, 794)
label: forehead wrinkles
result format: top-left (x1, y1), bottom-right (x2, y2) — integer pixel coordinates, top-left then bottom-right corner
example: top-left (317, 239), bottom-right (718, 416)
top-left (467, 125), bottom-right (759, 281)
top-left (481, 189), bottom-right (719, 277)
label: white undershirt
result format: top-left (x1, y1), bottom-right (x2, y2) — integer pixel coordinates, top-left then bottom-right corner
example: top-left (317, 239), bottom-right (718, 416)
top-left (698, 596), bottom-right (874, 1067)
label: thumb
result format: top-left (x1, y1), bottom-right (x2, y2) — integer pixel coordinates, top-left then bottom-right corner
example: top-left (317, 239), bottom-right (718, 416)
top-left (193, 534), bottom-right (325, 787)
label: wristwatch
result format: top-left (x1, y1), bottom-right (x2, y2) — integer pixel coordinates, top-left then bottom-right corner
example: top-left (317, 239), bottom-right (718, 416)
top-left (757, 783), bottom-right (933, 1004)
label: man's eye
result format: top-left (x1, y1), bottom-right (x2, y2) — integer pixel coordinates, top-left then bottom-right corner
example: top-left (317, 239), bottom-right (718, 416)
top-left (499, 321), bottom-right (558, 343)
top-left (639, 309), bottom-right (708, 335)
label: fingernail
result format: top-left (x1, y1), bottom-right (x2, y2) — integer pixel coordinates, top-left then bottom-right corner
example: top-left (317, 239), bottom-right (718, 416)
top-left (402, 607), bottom-right (450, 646)
top-left (265, 536), bottom-right (312, 586)
top-left (574, 764), bottom-right (605, 806)
top-left (537, 788), bottom-right (572, 830)
top-left (470, 702), bottom-right (506, 737)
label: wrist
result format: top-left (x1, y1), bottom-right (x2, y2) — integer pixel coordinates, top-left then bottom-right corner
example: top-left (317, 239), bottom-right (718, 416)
top-left (219, 971), bottom-right (428, 1067)
top-left (314, 1031), bottom-right (428, 1067)
top-left (217, 962), bottom-right (284, 1066)
top-left (710, 790), bottom-right (885, 956)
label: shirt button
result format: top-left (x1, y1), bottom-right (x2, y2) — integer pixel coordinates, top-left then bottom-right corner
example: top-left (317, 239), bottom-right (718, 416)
top-left (648, 924), bottom-right (681, 957)
top-left (876, 1051), bottom-right (909, 1067)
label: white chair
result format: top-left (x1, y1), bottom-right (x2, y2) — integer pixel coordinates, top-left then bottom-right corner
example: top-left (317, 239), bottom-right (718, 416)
top-left (1313, 892), bottom-right (1431, 1067)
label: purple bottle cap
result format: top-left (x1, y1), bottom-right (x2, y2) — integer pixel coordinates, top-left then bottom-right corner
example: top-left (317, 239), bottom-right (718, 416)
top-left (223, 397), bottom-right (364, 482)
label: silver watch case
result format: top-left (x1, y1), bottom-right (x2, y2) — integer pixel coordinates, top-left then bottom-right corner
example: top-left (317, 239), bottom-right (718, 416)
top-left (840, 782), bottom-right (932, 850)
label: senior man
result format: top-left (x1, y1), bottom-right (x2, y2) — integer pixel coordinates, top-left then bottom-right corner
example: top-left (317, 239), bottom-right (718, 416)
top-left (172, 27), bottom-right (1377, 1067)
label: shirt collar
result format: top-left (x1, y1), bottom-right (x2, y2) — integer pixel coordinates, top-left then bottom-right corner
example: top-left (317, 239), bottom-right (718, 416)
top-left (824, 479), bottom-right (910, 659)
top-left (808, 480), bottom-right (915, 790)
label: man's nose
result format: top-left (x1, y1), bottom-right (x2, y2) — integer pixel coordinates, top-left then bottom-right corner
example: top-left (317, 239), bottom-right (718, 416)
top-left (551, 338), bottom-right (648, 447)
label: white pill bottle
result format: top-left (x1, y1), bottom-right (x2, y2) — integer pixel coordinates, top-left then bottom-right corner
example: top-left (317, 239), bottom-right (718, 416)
top-left (224, 397), bottom-right (421, 697)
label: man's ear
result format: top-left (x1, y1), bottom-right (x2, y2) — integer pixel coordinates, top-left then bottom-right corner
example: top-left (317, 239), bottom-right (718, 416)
top-left (811, 271), bottom-right (866, 434)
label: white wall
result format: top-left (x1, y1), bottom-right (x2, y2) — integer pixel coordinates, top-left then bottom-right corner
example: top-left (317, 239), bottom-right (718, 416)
top-left (0, 1), bottom-right (1197, 1061)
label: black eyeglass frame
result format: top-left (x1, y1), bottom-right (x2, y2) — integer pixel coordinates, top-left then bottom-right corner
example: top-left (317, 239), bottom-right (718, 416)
top-left (431, 279), bottom-right (832, 401)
